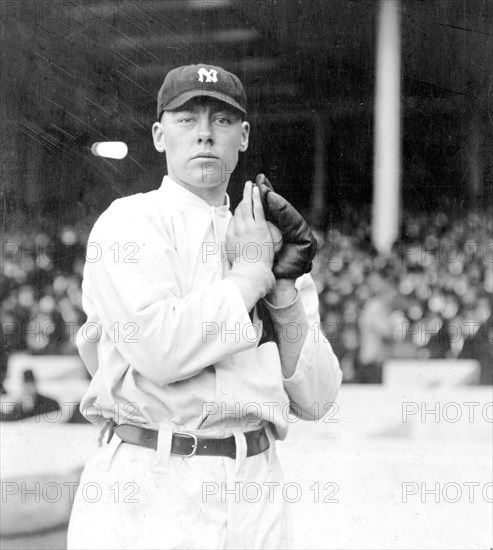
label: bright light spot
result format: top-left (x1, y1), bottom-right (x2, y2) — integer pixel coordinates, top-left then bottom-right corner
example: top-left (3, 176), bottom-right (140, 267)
top-left (61, 226), bottom-right (77, 245)
top-left (91, 141), bottom-right (128, 159)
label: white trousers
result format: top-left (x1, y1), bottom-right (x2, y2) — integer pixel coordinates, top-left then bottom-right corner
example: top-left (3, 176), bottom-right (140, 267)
top-left (67, 427), bottom-right (291, 549)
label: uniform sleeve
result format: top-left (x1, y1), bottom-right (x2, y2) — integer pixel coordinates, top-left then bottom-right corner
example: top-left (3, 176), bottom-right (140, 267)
top-left (78, 199), bottom-right (257, 386)
top-left (279, 274), bottom-right (342, 421)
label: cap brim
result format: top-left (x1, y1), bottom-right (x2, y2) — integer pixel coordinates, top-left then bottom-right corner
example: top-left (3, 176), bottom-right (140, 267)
top-left (162, 90), bottom-right (246, 115)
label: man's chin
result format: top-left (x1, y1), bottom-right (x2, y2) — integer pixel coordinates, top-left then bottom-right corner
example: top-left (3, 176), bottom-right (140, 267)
top-left (190, 160), bottom-right (231, 185)
top-left (187, 172), bottom-right (229, 188)
top-left (195, 179), bottom-right (228, 188)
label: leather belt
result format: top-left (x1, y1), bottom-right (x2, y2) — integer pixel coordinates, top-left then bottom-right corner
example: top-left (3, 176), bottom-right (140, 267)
top-left (114, 424), bottom-right (269, 459)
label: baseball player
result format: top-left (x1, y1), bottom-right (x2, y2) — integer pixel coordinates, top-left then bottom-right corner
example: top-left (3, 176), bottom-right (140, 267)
top-left (67, 64), bottom-right (342, 550)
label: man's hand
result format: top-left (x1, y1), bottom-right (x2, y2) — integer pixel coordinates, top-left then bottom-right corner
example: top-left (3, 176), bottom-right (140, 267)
top-left (254, 174), bottom-right (317, 279)
top-left (224, 181), bottom-right (276, 312)
top-left (226, 180), bottom-right (274, 270)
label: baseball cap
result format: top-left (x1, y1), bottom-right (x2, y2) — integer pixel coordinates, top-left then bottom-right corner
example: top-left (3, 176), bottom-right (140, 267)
top-left (156, 64), bottom-right (247, 120)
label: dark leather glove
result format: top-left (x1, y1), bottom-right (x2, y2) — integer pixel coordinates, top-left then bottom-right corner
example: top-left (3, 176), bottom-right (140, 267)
top-left (254, 174), bottom-right (317, 279)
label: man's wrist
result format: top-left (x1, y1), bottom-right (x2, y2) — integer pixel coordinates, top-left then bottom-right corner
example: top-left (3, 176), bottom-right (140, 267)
top-left (265, 278), bottom-right (297, 307)
top-left (226, 261), bottom-right (275, 311)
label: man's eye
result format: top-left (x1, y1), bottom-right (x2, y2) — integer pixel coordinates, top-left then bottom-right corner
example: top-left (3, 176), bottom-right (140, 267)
top-left (178, 117), bottom-right (194, 124)
top-left (214, 117), bottom-right (231, 125)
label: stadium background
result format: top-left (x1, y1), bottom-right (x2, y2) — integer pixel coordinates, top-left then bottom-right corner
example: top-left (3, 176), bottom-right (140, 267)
top-left (1, 1), bottom-right (492, 548)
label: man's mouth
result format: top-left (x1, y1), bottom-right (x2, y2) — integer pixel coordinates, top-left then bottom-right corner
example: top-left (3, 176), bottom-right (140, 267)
top-left (191, 152), bottom-right (219, 160)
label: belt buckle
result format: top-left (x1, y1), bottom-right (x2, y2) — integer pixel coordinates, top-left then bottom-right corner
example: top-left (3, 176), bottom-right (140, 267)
top-left (174, 432), bottom-right (198, 457)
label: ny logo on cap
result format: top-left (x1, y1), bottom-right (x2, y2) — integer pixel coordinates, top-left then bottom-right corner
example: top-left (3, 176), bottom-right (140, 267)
top-left (197, 68), bottom-right (218, 83)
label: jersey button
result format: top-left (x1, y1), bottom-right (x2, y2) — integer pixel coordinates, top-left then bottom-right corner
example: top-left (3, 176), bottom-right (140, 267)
top-left (221, 387), bottom-right (229, 395)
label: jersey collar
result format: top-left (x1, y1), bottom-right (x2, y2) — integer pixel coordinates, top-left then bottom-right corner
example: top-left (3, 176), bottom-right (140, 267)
top-left (159, 175), bottom-right (230, 212)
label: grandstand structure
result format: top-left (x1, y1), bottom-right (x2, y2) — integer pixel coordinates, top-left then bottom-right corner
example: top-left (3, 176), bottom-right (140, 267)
top-left (1, 0), bottom-right (491, 226)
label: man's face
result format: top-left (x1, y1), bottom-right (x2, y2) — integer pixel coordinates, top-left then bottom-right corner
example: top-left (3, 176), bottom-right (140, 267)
top-left (152, 98), bottom-right (249, 194)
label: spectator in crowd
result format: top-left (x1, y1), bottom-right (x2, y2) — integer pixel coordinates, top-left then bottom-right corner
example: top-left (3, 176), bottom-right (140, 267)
top-left (0, 369), bottom-right (60, 422)
top-left (460, 311), bottom-right (493, 385)
top-left (355, 275), bottom-right (396, 383)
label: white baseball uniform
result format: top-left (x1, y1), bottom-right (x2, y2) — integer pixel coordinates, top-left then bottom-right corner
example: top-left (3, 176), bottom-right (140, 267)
top-left (67, 175), bottom-right (341, 549)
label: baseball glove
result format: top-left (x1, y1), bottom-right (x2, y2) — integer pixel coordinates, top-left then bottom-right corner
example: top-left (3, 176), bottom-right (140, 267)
top-left (254, 173), bottom-right (317, 279)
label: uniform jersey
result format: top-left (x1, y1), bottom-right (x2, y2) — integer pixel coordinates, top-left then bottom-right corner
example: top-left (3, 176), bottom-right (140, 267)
top-left (76, 175), bottom-right (342, 438)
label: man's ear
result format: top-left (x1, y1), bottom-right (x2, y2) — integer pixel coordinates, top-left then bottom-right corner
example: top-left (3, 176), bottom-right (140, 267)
top-left (239, 121), bottom-right (250, 152)
top-left (152, 121), bottom-right (166, 153)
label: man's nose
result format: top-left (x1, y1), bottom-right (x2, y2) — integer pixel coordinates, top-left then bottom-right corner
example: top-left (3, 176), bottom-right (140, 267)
top-left (197, 119), bottom-right (213, 144)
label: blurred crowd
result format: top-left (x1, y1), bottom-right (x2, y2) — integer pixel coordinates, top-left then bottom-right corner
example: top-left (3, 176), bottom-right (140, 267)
top-left (1, 223), bottom-right (88, 385)
top-left (312, 205), bottom-right (492, 383)
top-left (1, 206), bottom-right (492, 387)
